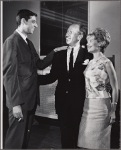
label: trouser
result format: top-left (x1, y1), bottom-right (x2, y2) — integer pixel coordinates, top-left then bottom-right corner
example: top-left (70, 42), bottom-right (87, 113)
top-left (4, 105), bottom-right (36, 149)
top-left (58, 112), bottom-right (81, 149)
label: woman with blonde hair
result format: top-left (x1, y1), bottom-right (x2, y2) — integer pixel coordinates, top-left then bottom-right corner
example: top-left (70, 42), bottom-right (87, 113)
top-left (78, 28), bottom-right (118, 149)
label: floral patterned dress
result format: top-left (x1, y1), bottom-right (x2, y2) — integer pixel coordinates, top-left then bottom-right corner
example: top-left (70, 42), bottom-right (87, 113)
top-left (78, 55), bottom-right (112, 149)
top-left (85, 56), bottom-right (112, 98)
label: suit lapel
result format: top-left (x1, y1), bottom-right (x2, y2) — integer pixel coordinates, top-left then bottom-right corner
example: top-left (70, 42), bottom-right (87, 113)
top-left (59, 50), bottom-right (68, 73)
top-left (14, 31), bottom-right (35, 63)
top-left (63, 50), bottom-right (68, 72)
top-left (64, 46), bottom-right (85, 72)
top-left (74, 47), bottom-right (85, 66)
top-left (14, 31), bottom-right (30, 51)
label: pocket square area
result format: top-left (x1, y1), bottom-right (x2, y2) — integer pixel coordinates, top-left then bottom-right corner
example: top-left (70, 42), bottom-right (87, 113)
top-left (82, 59), bottom-right (90, 65)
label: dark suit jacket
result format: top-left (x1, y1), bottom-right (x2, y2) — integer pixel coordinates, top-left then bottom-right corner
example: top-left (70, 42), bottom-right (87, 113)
top-left (39, 46), bottom-right (93, 116)
top-left (3, 31), bottom-right (55, 110)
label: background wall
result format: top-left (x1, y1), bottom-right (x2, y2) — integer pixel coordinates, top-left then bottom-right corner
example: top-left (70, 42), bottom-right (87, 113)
top-left (88, 1), bottom-right (121, 89)
top-left (3, 1), bottom-right (40, 53)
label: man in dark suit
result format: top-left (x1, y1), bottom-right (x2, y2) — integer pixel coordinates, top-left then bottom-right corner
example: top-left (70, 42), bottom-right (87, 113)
top-left (3, 9), bottom-right (67, 149)
top-left (39, 23), bottom-right (93, 148)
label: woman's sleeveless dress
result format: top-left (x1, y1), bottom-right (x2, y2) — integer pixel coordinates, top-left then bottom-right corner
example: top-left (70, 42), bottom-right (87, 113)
top-left (78, 56), bottom-right (112, 149)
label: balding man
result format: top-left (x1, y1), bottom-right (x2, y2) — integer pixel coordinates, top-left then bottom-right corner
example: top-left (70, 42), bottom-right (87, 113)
top-left (39, 24), bottom-right (93, 148)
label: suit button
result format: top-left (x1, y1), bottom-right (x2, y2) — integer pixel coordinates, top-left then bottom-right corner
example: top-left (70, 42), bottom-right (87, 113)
top-left (66, 91), bottom-right (68, 94)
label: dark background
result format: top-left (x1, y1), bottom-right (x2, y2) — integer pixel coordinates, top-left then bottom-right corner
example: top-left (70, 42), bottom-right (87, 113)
top-left (40, 1), bottom-right (88, 55)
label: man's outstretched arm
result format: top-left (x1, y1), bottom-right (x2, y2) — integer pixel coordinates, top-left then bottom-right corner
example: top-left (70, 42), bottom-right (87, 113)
top-left (37, 46), bottom-right (67, 70)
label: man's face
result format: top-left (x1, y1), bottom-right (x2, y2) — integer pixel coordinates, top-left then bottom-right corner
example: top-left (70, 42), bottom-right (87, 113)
top-left (24, 16), bottom-right (38, 34)
top-left (65, 25), bottom-right (80, 46)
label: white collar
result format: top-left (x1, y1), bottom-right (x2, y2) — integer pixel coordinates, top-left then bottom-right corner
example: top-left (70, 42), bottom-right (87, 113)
top-left (16, 29), bottom-right (27, 41)
top-left (69, 42), bottom-right (80, 52)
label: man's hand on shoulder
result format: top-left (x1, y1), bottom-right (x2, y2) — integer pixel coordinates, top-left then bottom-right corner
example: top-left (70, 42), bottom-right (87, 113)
top-left (54, 46), bottom-right (68, 52)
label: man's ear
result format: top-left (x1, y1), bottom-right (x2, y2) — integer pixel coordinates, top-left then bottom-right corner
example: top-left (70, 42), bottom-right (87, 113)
top-left (21, 18), bottom-right (27, 25)
top-left (78, 34), bottom-right (83, 41)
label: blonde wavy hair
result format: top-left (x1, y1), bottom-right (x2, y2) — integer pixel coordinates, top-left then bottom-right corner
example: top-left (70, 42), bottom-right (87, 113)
top-left (87, 28), bottom-right (111, 53)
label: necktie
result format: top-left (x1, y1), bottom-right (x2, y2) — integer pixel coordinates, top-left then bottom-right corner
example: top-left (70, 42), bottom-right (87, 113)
top-left (69, 48), bottom-right (74, 73)
top-left (26, 38), bottom-right (30, 46)
top-left (26, 38), bottom-right (34, 60)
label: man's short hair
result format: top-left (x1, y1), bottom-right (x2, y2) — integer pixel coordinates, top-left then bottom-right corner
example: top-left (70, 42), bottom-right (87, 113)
top-left (16, 9), bottom-right (37, 26)
top-left (77, 23), bottom-right (87, 46)
top-left (78, 24), bottom-right (87, 37)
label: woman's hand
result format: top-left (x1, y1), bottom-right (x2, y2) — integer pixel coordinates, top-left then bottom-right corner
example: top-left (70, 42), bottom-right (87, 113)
top-left (110, 111), bottom-right (116, 124)
top-left (54, 46), bottom-right (68, 52)
top-left (110, 103), bottom-right (116, 124)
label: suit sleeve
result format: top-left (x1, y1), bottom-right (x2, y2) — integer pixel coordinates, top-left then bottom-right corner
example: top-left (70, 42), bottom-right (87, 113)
top-left (38, 53), bottom-right (58, 85)
top-left (27, 39), bottom-right (55, 70)
top-left (3, 39), bottom-right (24, 107)
top-left (36, 50), bottom-right (55, 70)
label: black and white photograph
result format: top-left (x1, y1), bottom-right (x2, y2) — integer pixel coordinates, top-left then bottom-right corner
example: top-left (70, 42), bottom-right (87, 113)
top-left (1, 0), bottom-right (120, 149)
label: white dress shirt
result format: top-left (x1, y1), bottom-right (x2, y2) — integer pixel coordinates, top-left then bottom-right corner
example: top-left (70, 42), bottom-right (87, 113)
top-left (16, 29), bottom-right (27, 43)
top-left (67, 43), bottom-right (80, 71)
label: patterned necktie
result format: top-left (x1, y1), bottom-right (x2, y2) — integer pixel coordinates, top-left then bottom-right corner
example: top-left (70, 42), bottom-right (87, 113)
top-left (69, 48), bottom-right (74, 73)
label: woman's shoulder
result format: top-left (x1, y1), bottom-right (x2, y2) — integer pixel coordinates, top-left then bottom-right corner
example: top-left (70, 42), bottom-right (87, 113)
top-left (100, 56), bottom-right (114, 70)
top-left (101, 55), bottom-right (111, 64)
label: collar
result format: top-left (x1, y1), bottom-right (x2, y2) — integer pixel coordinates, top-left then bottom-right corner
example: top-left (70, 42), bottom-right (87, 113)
top-left (16, 29), bottom-right (27, 41)
top-left (69, 42), bottom-right (80, 52)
